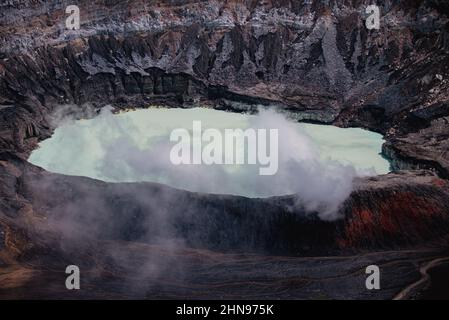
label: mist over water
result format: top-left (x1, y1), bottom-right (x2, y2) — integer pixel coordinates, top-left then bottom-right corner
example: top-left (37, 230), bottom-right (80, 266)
top-left (29, 107), bottom-right (390, 219)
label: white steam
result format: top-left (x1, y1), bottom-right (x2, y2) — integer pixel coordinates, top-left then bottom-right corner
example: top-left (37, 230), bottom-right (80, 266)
top-left (29, 106), bottom-right (389, 220)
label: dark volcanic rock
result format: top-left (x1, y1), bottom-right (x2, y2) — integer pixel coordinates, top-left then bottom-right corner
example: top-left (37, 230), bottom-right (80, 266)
top-left (1, 0), bottom-right (449, 299)
top-left (1, 156), bottom-right (449, 299)
top-left (2, 155), bottom-right (449, 256)
top-left (0, 0), bottom-right (448, 174)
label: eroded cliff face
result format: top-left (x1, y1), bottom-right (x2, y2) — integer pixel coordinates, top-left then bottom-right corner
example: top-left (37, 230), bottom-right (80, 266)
top-left (1, 0), bottom-right (449, 299)
top-left (0, 0), bottom-right (448, 174)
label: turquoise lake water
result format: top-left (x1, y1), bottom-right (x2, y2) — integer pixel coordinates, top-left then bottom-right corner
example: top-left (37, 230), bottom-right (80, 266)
top-left (29, 107), bottom-right (390, 200)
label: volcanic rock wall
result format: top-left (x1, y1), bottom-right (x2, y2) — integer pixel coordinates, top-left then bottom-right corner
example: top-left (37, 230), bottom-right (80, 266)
top-left (0, 0), bottom-right (448, 175)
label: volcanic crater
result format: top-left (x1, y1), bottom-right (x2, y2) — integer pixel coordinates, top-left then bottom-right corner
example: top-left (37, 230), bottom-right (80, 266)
top-left (1, 0), bottom-right (449, 299)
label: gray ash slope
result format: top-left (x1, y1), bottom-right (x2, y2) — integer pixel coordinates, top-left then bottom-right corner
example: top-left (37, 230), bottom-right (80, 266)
top-left (0, 0), bottom-right (449, 299)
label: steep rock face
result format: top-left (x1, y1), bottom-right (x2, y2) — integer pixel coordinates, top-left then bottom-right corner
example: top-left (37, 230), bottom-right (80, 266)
top-left (1, 0), bottom-right (448, 175)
